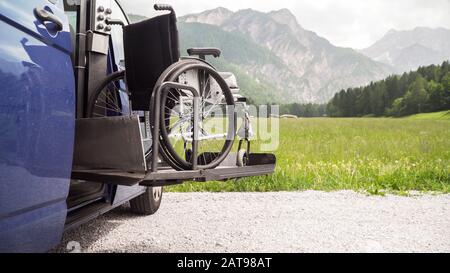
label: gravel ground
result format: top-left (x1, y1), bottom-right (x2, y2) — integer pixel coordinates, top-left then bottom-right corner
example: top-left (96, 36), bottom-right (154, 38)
top-left (56, 191), bottom-right (450, 253)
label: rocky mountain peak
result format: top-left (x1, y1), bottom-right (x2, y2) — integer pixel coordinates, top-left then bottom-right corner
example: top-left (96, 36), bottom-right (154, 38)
top-left (268, 8), bottom-right (303, 32)
top-left (362, 27), bottom-right (450, 71)
top-left (181, 7), bottom-right (233, 26)
top-left (385, 29), bottom-right (397, 36)
top-left (271, 8), bottom-right (294, 16)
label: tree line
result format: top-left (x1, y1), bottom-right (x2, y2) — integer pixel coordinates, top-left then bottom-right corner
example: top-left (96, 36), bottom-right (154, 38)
top-left (327, 61), bottom-right (450, 117)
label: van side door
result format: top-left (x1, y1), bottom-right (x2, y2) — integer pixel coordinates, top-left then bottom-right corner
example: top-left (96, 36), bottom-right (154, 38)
top-left (0, 0), bottom-right (75, 252)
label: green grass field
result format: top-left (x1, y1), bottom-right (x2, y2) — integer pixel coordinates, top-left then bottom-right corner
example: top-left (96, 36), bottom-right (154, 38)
top-left (167, 117), bottom-right (450, 194)
top-left (406, 110), bottom-right (450, 120)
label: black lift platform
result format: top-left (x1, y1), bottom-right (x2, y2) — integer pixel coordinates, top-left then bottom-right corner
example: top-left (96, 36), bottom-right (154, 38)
top-left (71, 116), bottom-right (276, 187)
top-left (72, 160), bottom-right (275, 187)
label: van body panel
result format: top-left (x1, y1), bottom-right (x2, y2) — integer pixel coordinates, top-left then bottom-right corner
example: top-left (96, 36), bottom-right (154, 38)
top-left (0, 1), bottom-right (75, 252)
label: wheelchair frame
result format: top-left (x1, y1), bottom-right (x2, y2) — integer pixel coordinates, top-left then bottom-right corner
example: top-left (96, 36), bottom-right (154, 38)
top-left (70, 0), bottom-right (276, 187)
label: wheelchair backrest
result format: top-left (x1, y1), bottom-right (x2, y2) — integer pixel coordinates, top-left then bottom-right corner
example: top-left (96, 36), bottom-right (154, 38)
top-left (123, 13), bottom-right (180, 110)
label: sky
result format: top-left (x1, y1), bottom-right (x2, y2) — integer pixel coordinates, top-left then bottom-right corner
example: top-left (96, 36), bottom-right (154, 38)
top-left (120, 0), bottom-right (450, 49)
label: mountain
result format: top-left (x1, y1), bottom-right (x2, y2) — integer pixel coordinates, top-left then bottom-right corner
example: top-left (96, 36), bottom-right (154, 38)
top-left (178, 22), bottom-right (285, 104)
top-left (362, 27), bottom-right (450, 73)
top-left (181, 7), bottom-right (234, 25)
top-left (180, 8), bottom-right (394, 103)
top-left (128, 13), bottom-right (148, 23)
top-left (129, 9), bottom-right (394, 103)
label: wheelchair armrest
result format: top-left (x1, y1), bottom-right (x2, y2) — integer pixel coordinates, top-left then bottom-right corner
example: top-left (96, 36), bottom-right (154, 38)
top-left (187, 47), bottom-right (222, 58)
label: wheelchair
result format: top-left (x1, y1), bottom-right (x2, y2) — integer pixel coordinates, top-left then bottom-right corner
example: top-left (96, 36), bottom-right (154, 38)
top-left (86, 4), bottom-right (252, 171)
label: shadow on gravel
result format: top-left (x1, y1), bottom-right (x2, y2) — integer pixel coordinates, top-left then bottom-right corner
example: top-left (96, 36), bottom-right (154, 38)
top-left (53, 205), bottom-right (151, 253)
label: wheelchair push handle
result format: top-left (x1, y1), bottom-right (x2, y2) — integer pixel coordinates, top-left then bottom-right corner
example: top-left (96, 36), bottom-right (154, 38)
top-left (154, 4), bottom-right (177, 22)
top-left (154, 4), bottom-right (174, 13)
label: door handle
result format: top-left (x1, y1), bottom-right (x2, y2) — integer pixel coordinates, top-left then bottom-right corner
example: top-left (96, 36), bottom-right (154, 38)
top-left (34, 8), bottom-right (63, 32)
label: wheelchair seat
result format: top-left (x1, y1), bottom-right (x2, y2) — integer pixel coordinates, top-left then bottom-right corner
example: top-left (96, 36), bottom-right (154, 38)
top-left (123, 13), bottom-right (179, 110)
top-left (219, 72), bottom-right (240, 94)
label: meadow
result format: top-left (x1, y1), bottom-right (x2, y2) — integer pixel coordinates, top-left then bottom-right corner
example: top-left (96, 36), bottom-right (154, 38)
top-left (167, 116), bottom-right (450, 194)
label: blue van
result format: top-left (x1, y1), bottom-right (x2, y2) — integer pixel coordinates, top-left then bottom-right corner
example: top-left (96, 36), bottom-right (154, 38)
top-left (0, 0), bottom-right (276, 253)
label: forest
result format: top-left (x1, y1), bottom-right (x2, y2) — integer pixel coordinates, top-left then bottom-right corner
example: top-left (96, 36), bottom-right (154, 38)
top-left (279, 103), bottom-right (327, 117)
top-left (326, 61), bottom-right (450, 117)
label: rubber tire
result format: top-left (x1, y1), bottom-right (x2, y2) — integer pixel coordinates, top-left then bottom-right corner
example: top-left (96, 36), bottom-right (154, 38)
top-left (129, 187), bottom-right (163, 215)
top-left (148, 60), bottom-right (202, 170)
top-left (151, 60), bottom-right (236, 170)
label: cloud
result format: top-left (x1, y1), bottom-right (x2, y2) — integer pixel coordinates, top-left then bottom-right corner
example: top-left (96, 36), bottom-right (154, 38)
top-left (119, 0), bottom-right (450, 49)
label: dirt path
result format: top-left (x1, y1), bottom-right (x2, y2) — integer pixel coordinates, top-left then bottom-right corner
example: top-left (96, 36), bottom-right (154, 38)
top-left (56, 191), bottom-right (450, 253)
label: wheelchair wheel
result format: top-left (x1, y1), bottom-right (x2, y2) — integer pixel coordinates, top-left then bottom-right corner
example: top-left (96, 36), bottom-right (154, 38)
top-left (86, 70), bottom-right (152, 159)
top-left (150, 60), bottom-right (236, 170)
top-left (86, 71), bottom-right (128, 118)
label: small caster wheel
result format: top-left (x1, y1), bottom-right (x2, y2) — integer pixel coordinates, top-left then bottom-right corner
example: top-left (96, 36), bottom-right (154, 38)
top-left (237, 149), bottom-right (249, 167)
